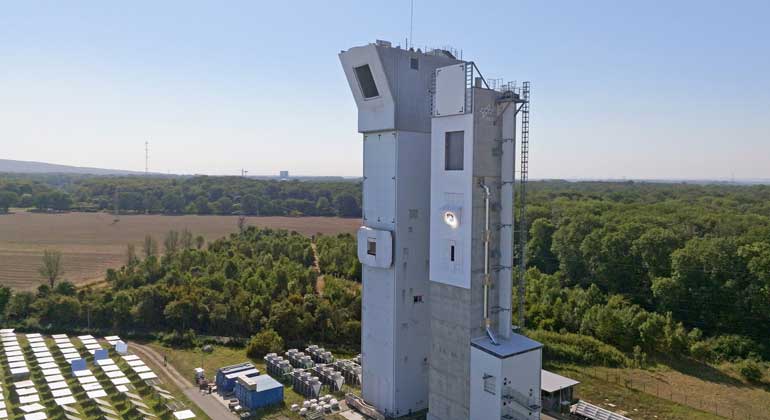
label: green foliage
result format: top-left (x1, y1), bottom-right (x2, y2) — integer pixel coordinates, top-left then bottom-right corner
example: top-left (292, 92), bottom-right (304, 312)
top-left (689, 335), bottom-right (763, 363)
top-left (528, 329), bottom-right (629, 367)
top-left (1, 227), bottom-right (361, 350)
top-left (159, 329), bottom-right (200, 348)
top-left (316, 234), bottom-right (361, 282)
top-left (246, 328), bottom-right (285, 359)
top-left (0, 190), bottom-right (18, 212)
top-left (736, 358), bottom-right (764, 383)
top-left (0, 174), bottom-right (361, 216)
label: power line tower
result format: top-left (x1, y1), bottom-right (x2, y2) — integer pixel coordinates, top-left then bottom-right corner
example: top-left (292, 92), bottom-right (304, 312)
top-left (517, 81), bottom-right (531, 329)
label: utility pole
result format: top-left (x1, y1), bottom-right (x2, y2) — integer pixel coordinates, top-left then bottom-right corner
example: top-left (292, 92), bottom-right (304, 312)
top-left (145, 141), bottom-right (149, 175)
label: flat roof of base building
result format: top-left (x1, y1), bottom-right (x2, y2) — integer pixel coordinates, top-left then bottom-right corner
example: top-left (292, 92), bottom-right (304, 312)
top-left (470, 333), bottom-right (543, 358)
top-left (541, 369), bottom-right (580, 393)
top-left (237, 374), bottom-right (283, 392)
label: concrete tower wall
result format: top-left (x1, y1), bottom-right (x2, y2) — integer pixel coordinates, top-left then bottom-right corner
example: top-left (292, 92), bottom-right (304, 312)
top-left (428, 88), bottom-right (503, 420)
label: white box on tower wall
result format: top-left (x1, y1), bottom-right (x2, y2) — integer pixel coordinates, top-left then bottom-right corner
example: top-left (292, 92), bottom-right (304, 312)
top-left (357, 226), bottom-right (393, 268)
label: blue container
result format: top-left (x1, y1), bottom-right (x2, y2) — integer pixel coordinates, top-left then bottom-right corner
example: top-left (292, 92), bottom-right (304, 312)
top-left (215, 362), bottom-right (257, 394)
top-left (234, 375), bottom-right (284, 410)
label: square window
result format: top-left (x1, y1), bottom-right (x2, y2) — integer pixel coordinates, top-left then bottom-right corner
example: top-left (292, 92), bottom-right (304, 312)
top-left (367, 238), bottom-right (377, 256)
top-left (445, 131), bottom-right (464, 170)
top-left (354, 65), bottom-right (380, 99)
top-left (413, 295), bottom-right (423, 303)
top-left (410, 58), bottom-right (419, 70)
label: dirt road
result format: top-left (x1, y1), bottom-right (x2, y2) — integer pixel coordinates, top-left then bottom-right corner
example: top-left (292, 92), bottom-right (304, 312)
top-left (129, 341), bottom-right (236, 420)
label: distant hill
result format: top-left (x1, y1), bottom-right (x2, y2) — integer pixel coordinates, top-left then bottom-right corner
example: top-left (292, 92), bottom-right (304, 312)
top-left (0, 159), bottom-right (147, 175)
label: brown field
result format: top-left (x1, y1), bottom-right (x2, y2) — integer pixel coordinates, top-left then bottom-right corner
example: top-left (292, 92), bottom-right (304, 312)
top-left (0, 210), bottom-right (360, 290)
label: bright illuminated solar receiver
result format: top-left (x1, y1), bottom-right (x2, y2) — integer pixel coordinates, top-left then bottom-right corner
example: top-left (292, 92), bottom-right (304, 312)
top-left (443, 210), bottom-right (459, 228)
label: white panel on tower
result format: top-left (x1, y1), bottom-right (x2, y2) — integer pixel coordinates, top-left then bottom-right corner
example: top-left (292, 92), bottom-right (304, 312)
top-left (363, 132), bottom-right (396, 227)
top-left (434, 63), bottom-right (467, 117)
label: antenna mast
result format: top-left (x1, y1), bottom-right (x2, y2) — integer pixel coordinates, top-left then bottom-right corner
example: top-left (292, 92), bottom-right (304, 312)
top-left (409, 0), bottom-right (414, 49)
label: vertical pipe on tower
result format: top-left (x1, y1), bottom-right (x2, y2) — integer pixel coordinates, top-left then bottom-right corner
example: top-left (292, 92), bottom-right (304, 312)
top-left (498, 102), bottom-right (516, 340)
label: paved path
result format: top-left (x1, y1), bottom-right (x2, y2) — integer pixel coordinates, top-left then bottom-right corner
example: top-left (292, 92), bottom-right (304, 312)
top-left (129, 341), bottom-right (236, 420)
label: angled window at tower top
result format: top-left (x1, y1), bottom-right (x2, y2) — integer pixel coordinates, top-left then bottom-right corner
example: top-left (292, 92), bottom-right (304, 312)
top-left (354, 65), bottom-right (380, 99)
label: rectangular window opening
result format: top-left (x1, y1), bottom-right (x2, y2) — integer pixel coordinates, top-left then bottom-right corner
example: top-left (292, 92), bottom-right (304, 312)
top-left (413, 295), bottom-right (423, 303)
top-left (354, 64), bottom-right (380, 99)
top-left (367, 238), bottom-right (377, 256)
top-left (445, 131), bottom-right (464, 170)
top-left (450, 245), bottom-right (455, 262)
top-left (410, 58), bottom-right (419, 70)
top-left (483, 374), bottom-right (496, 395)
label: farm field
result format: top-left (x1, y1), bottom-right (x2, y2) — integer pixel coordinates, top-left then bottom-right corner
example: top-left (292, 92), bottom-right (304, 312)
top-left (0, 211), bottom-right (359, 290)
top-left (550, 361), bottom-right (770, 420)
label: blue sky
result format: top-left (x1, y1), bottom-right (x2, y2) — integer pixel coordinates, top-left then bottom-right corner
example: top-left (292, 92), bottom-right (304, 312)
top-left (1, 1), bottom-right (768, 179)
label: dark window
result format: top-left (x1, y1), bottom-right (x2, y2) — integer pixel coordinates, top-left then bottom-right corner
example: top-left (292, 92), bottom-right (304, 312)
top-left (367, 238), bottom-right (377, 256)
top-left (410, 58), bottom-right (419, 70)
top-left (413, 295), bottom-right (423, 303)
top-left (445, 131), bottom-right (464, 170)
top-left (450, 245), bottom-right (455, 262)
top-left (354, 65), bottom-right (379, 99)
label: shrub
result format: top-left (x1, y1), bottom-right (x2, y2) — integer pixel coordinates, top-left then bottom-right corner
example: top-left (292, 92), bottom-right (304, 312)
top-left (159, 329), bottom-right (199, 348)
top-left (737, 359), bottom-right (764, 383)
top-left (528, 329), bottom-right (629, 367)
top-left (690, 335), bottom-right (761, 363)
top-left (246, 329), bottom-right (284, 359)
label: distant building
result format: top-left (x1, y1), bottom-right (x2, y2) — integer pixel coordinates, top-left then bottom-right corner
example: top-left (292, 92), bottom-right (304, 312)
top-left (279, 170), bottom-right (289, 179)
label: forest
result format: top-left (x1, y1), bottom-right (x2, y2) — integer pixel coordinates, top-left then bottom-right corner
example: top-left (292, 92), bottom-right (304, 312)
top-left (0, 179), bottom-right (768, 379)
top-left (0, 173), bottom-right (362, 217)
top-left (0, 227), bottom-right (362, 352)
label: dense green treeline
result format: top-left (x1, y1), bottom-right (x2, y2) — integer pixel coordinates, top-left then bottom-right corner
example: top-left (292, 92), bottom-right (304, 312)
top-left (0, 174), bottom-right (362, 217)
top-left (519, 181), bottom-right (770, 366)
top-left (0, 227), bottom-right (362, 349)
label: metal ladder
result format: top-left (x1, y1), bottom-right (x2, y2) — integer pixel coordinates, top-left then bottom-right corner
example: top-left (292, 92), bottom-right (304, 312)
top-left (517, 81), bottom-right (530, 329)
top-left (464, 62), bottom-right (474, 113)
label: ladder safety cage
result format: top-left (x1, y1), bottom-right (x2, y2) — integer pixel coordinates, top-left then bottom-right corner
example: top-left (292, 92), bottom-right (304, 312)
top-left (516, 81), bottom-right (530, 329)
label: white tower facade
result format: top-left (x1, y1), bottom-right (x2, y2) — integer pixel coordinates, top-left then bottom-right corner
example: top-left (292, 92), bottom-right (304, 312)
top-left (339, 41), bottom-right (461, 418)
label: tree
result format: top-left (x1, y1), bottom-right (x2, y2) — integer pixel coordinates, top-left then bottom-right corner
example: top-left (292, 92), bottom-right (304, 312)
top-left (142, 235), bottom-right (158, 259)
top-left (126, 244), bottom-right (138, 266)
top-left (215, 196), bottom-right (233, 215)
top-left (246, 329), bottom-right (285, 359)
top-left (526, 218), bottom-right (558, 274)
top-left (0, 191), bottom-right (18, 213)
top-left (18, 193), bottom-right (34, 208)
top-left (315, 196), bottom-right (332, 215)
top-left (39, 250), bottom-right (64, 288)
top-left (162, 190), bottom-right (185, 214)
top-left (195, 235), bottom-right (205, 250)
top-left (241, 194), bottom-right (259, 215)
top-left (333, 193), bottom-right (360, 217)
top-left (180, 229), bottom-right (194, 249)
top-left (164, 230), bottom-right (180, 256)
top-left (194, 196), bottom-right (212, 214)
